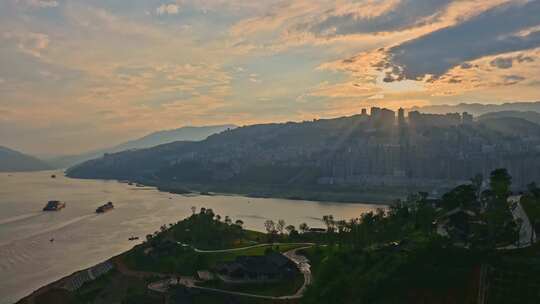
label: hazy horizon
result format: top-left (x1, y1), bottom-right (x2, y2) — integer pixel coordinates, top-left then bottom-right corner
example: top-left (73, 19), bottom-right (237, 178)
top-left (2, 0), bottom-right (540, 155)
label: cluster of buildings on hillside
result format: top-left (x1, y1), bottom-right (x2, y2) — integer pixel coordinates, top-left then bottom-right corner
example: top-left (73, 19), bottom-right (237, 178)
top-left (311, 107), bottom-right (540, 192)
top-left (359, 107), bottom-right (474, 127)
top-left (93, 105), bottom-right (540, 194)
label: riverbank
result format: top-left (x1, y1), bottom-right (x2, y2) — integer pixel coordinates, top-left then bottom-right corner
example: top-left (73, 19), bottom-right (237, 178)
top-left (15, 211), bottom-right (317, 304)
top-left (75, 176), bottom-right (402, 205)
top-left (17, 243), bottom-right (310, 304)
top-left (15, 257), bottom-right (119, 304)
top-left (0, 171), bottom-right (382, 304)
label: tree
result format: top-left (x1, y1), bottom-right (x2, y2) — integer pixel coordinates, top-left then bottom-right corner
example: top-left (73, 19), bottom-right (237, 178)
top-left (277, 219), bottom-right (286, 234)
top-left (527, 182), bottom-right (540, 198)
top-left (299, 222), bottom-right (309, 233)
top-left (442, 184), bottom-right (477, 211)
top-left (480, 169), bottom-right (516, 249)
top-left (285, 225), bottom-right (296, 234)
top-left (490, 168), bottom-right (512, 200)
top-left (264, 220), bottom-right (276, 235)
top-left (322, 215), bottom-right (335, 232)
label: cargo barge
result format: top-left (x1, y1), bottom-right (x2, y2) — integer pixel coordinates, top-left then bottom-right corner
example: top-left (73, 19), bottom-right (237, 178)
top-left (43, 200), bottom-right (66, 211)
top-left (96, 202), bottom-right (114, 213)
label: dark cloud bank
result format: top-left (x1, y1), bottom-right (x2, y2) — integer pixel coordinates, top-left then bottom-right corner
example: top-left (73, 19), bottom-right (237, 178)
top-left (388, 1), bottom-right (540, 80)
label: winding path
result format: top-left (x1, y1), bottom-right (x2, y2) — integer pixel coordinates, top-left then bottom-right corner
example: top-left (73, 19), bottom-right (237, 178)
top-left (282, 246), bottom-right (313, 298)
top-left (146, 243), bottom-right (315, 300)
top-left (178, 242), bottom-right (315, 253)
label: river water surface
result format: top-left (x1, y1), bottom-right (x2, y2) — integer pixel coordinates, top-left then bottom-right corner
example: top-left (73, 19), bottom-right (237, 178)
top-left (0, 171), bottom-right (382, 303)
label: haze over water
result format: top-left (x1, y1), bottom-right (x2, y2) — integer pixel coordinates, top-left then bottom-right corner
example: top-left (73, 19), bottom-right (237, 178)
top-left (0, 171), bottom-right (381, 304)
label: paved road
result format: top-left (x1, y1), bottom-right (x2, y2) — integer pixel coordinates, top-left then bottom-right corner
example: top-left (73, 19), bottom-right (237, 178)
top-left (282, 246), bottom-right (313, 298)
top-left (177, 242), bottom-right (315, 253)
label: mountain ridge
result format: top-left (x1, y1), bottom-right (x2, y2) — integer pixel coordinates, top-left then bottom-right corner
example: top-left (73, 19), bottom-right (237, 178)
top-left (67, 113), bottom-right (540, 202)
top-left (410, 101), bottom-right (540, 116)
top-left (48, 124), bottom-right (236, 168)
top-left (478, 110), bottom-right (540, 125)
top-left (0, 146), bottom-right (52, 172)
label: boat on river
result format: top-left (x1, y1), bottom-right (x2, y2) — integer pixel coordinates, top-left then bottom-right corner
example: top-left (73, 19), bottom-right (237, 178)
top-left (96, 202), bottom-right (114, 213)
top-left (43, 200), bottom-right (66, 211)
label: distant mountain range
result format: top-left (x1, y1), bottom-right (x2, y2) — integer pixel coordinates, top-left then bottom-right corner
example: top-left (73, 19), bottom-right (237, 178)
top-left (478, 116), bottom-right (540, 137)
top-left (48, 124), bottom-right (236, 168)
top-left (478, 110), bottom-right (540, 125)
top-left (410, 101), bottom-right (540, 116)
top-left (0, 146), bottom-right (51, 172)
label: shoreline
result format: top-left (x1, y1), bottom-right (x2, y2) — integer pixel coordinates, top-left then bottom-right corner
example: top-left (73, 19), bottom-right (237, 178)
top-left (15, 238), bottom-right (312, 303)
top-left (163, 186), bottom-right (395, 205)
top-left (146, 180), bottom-right (402, 205)
top-left (15, 248), bottom-right (132, 304)
top-left (12, 173), bottom-right (392, 303)
top-left (65, 174), bottom-right (399, 206)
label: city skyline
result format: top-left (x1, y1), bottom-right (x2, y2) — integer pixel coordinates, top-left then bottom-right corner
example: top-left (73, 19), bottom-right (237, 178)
top-left (1, 0), bottom-right (540, 155)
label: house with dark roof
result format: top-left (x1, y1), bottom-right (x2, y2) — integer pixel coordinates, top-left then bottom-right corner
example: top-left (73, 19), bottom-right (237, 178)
top-left (216, 252), bottom-right (297, 282)
top-left (436, 207), bottom-right (484, 245)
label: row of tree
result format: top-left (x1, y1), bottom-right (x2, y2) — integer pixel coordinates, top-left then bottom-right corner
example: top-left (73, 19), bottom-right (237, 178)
top-left (258, 169), bottom-right (528, 250)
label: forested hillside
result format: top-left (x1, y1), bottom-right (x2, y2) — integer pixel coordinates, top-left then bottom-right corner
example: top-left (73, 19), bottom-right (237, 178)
top-left (67, 112), bottom-right (540, 201)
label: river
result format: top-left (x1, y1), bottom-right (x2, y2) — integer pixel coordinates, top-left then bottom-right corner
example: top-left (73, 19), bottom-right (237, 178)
top-left (0, 170), bottom-right (383, 303)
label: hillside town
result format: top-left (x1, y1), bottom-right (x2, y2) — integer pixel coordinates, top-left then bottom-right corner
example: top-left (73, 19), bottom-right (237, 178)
top-left (70, 108), bottom-right (540, 200)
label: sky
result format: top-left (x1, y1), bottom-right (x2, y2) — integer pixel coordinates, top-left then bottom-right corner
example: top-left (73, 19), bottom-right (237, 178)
top-left (1, 0), bottom-right (540, 155)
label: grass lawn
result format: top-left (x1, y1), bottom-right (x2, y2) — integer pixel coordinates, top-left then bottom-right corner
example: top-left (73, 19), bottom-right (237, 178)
top-left (296, 245), bottom-right (331, 277)
top-left (166, 211), bottom-right (268, 250)
top-left (202, 243), bottom-right (306, 269)
top-left (122, 243), bottom-right (306, 276)
top-left (121, 244), bottom-right (205, 275)
top-left (181, 228), bottom-right (267, 250)
top-left (226, 229), bottom-right (266, 248)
